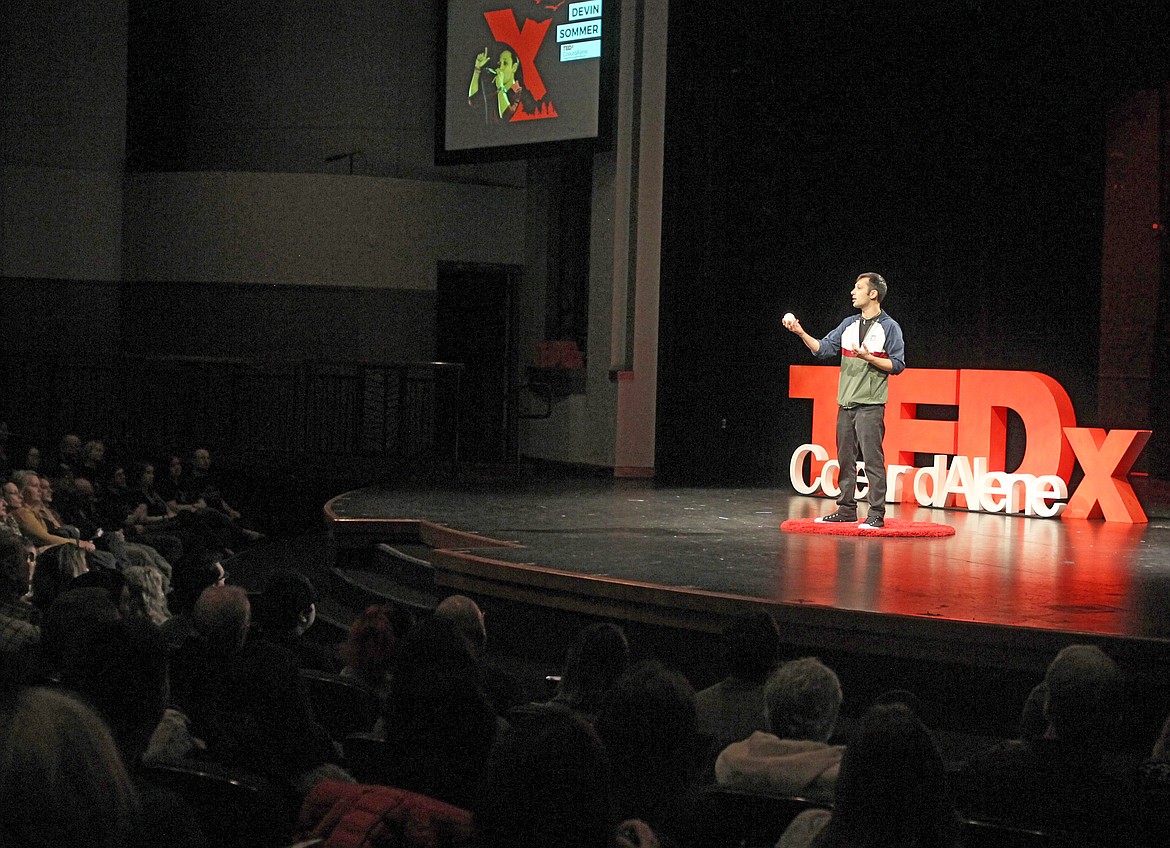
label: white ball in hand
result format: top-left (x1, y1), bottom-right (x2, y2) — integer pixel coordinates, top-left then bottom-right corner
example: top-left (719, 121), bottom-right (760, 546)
top-left (782, 312), bottom-right (796, 328)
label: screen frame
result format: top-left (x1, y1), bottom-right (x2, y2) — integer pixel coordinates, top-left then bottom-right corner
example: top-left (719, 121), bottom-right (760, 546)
top-left (434, 0), bottom-right (621, 165)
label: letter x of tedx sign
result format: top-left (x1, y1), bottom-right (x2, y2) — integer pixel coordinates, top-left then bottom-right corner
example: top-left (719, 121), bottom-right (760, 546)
top-left (789, 367), bottom-right (1152, 523)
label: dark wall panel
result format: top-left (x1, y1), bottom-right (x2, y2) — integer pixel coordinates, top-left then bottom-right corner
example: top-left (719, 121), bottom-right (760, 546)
top-left (656, 0), bottom-right (1169, 484)
top-left (118, 281), bottom-right (436, 363)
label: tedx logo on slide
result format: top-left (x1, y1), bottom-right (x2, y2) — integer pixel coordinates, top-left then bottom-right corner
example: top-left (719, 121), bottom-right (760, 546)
top-left (788, 367), bottom-right (1152, 523)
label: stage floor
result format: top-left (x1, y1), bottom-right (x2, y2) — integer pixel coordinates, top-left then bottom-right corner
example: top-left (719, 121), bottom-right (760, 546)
top-left (325, 478), bottom-right (1170, 643)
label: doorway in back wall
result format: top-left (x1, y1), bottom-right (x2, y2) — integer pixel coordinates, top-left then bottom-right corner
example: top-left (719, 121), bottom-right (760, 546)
top-left (435, 262), bottom-right (520, 469)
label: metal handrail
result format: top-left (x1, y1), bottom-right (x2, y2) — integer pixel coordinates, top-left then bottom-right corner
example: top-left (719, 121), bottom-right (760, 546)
top-left (0, 354), bottom-right (465, 471)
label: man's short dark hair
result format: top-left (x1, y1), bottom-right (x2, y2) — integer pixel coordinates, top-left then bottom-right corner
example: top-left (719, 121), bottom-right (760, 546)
top-left (256, 569), bottom-right (315, 631)
top-left (723, 612), bottom-right (782, 683)
top-left (859, 272), bottom-right (887, 302)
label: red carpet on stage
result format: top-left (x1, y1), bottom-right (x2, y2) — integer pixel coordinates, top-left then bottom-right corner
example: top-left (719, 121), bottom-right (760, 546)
top-left (781, 517), bottom-right (956, 538)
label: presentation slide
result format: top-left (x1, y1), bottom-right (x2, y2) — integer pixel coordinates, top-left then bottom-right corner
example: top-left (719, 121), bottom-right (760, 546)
top-left (443, 0), bottom-right (607, 153)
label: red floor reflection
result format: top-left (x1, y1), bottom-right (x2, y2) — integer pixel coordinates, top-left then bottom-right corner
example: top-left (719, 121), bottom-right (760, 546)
top-left (778, 501), bottom-right (1146, 634)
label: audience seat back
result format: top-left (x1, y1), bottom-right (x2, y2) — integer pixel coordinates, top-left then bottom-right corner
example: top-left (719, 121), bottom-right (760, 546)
top-left (960, 817), bottom-right (1087, 848)
top-left (702, 786), bottom-right (830, 848)
top-left (301, 669), bottom-right (382, 741)
top-left (141, 759), bottom-right (294, 848)
top-left (342, 733), bottom-right (394, 786)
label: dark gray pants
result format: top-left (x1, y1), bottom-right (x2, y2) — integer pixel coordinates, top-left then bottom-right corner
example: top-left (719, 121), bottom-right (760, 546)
top-left (835, 404), bottom-right (887, 518)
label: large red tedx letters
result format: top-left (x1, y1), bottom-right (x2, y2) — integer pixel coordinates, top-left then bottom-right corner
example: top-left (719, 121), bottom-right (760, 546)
top-left (789, 366), bottom-right (1151, 523)
top-left (483, 10), bottom-right (552, 101)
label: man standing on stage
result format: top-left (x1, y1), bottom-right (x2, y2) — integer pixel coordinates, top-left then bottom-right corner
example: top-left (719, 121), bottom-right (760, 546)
top-left (783, 273), bottom-right (905, 529)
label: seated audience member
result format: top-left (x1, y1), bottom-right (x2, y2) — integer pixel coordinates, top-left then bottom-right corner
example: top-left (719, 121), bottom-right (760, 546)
top-left (101, 464), bottom-right (143, 525)
top-left (185, 447), bottom-right (242, 520)
top-left (340, 602), bottom-right (412, 699)
top-left (0, 533), bottom-right (40, 657)
top-left (160, 550), bottom-right (227, 648)
top-left (778, 703), bottom-right (961, 848)
top-left (122, 563), bottom-right (171, 626)
top-left (378, 616), bottom-right (499, 809)
top-left (18, 471), bottom-right (128, 575)
top-left (29, 542), bottom-right (89, 611)
top-left (79, 439), bottom-right (110, 486)
top-left (185, 447), bottom-right (264, 543)
top-left (956, 644), bottom-right (1138, 844)
top-left (1153, 713), bottom-right (1170, 762)
top-left (57, 432), bottom-right (83, 480)
top-left (7, 472), bottom-right (95, 553)
top-left (529, 621), bottom-right (630, 724)
top-left (37, 584), bottom-right (125, 689)
top-left (0, 423), bottom-right (11, 480)
top-left (21, 445), bottom-right (42, 472)
top-left (252, 568), bottom-right (339, 672)
top-left (34, 474), bottom-right (70, 530)
top-left (1018, 641), bottom-right (1125, 744)
top-left (0, 484), bottom-right (23, 537)
top-left (158, 453), bottom-right (194, 511)
top-left (50, 616), bottom-right (209, 847)
top-left (169, 585), bottom-right (338, 794)
top-left (120, 461), bottom-right (186, 563)
top-left (55, 616), bottom-right (169, 765)
top-left (695, 612), bottom-right (782, 772)
top-left (56, 476), bottom-right (107, 538)
top-left (0, 685), bottom-right (140, 848)
top-left (476, 706), bottom-right (659, 848)
top-left (153, 451), bottom-right (259, 553)
top-left (130, 460), bottom-right (180, 525)
top-left (436, 593), bottom-right (523, 715)
top-left (715, 657), bottom-right (845, 802)
top-left (594, 660), bottom-right (714, 846)
top-left (68, 569), bottom-right (133, 613)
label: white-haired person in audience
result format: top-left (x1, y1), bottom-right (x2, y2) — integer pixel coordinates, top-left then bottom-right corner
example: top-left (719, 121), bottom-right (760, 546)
top-left (715, 656), bottom-right (845, 802)
top-left (956, 644), bottom-right (1139, 843)
top-left (778, 702), bottom-right (961, 848)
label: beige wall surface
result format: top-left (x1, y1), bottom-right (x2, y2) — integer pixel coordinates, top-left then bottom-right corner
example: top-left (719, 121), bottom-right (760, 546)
top-left (123, 172), bottom-right (525, 289)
